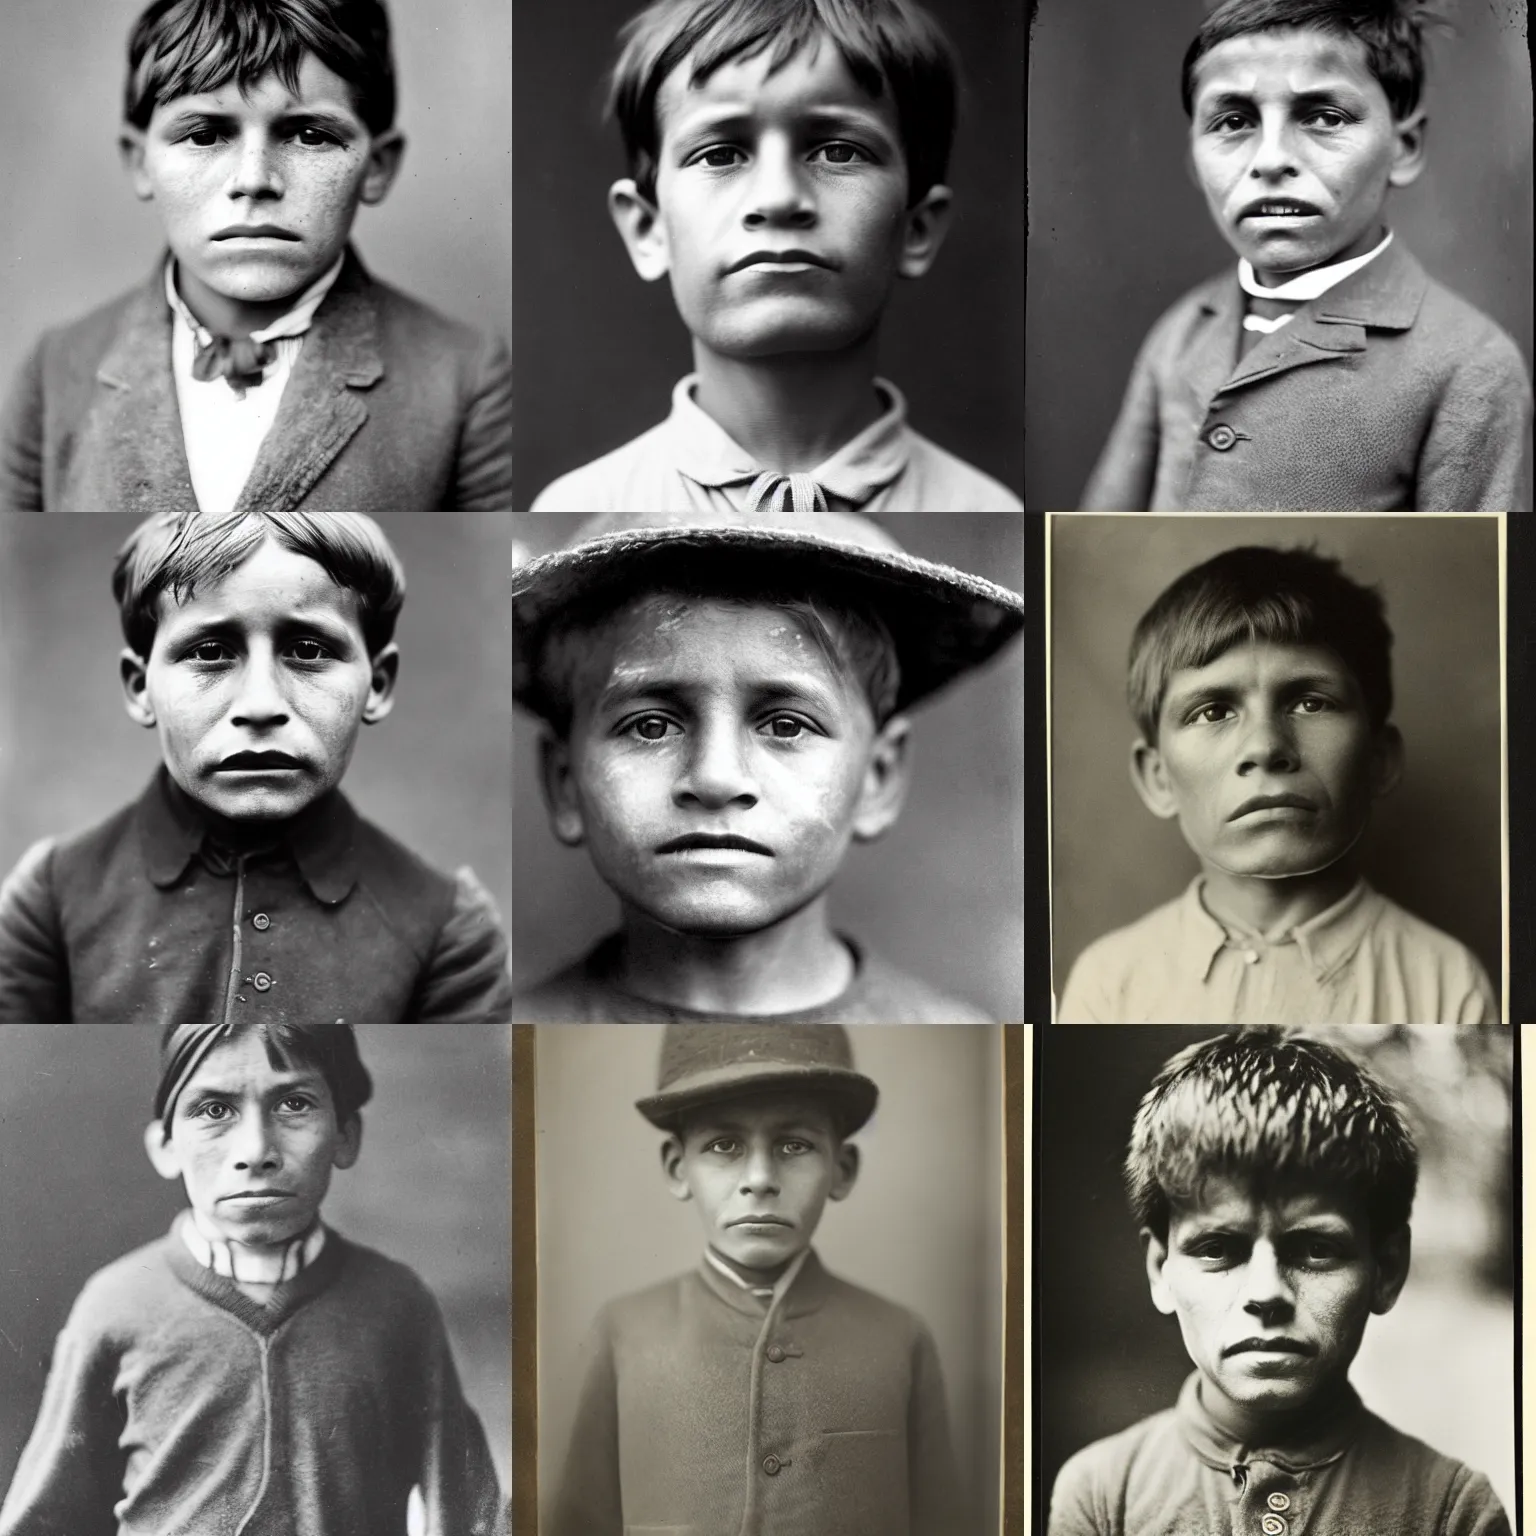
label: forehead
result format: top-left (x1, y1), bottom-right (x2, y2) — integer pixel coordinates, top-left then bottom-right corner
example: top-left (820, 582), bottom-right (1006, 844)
top-left (1170, 1171), bottom-right (1366, 1232)
top-left (1163, 639), bottom-right (1359, 704)
top-left (1191, 26), bottom-right (1384, 108)
top-left (153, 50), bottom-right (364, 125)
top-left (179, 1030), bottom-right (327, 1093)
top-left (154, 538), bottom-right (363, 636)
top-left (684, 1090), bottom-right (837, 1136)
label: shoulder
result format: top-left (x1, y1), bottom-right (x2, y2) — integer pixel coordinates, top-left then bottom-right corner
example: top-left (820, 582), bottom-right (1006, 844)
top-left (329, 1233), bottom-right (438, 1308)
top-left (816, 1268), bottom-right (932, 1341)
top-left (1050, 1407), bottom-right (1183, 1524)
top-left (1352, 1408), bottom-right (1510, 1527)
top-left (845, 941), bottom-right (996, 1022)
top-left (47, 796), bottom-right (142, 875)
top-left (66, 1233), bottom-right (185, 1338)
top-left (24, 278), bottom-right (152, 373)
top-left (512, 936), bottom-right (622, 1022)
top-left (1137, 273), bottom-right (1233, 354)
top-left (529, 418), bottom-right (676, 511)
top-left (347, 803), bottom-right (462, 915)
top-left (1411, 273), bottom-right (1531, 384)
top-left (1058, 893), bottom-right (1189, 1022)
top-left (1361, 888), bottom-right (1497, 1021)
top-left (894, 428), bottom-right (1023, 510)
top-left (359, 267), bottom-right (508, 374)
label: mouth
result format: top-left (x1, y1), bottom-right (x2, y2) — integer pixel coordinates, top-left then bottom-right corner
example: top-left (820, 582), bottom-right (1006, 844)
top-left (728, 1215), bottom-right (793, 1228)
top-left (1229, 793), bottom-right (1319, 822)
top-left (216, 750), bottom-right (307, 773)
top-left (728, 249), bottom-right (836, 274)
top-left (655, 833), bottom-right (774, 856)
top-left (222, 1190), bottom-right (295, 1203)
top-left (1239, 199), bottom-right (1323, 221)
top-left (1224, 1337), bottom-right (1314, 1358)
top-left (211, 225), bottom-right (302, 241)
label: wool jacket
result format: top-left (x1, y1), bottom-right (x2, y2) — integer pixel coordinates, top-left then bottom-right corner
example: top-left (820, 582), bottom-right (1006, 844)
top-left (1048, 1372), bottom-right (1510, 1536)
top-left (0, 1224), bottom-right (504, 1536)
top-left (0, 247), bottom-right (511, 512)
top-left (549, 1250), bottom-right (965, 1536)
top-left (512, 934), bottom-right (995, 1023)
top-left (0, 768), bottom-right (512, 1023)
top-left (1080, 240), bottom-right (1533, 511)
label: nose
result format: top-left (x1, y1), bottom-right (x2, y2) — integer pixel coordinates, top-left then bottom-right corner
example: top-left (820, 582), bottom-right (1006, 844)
top-left (230, 647), bottom-right (291, 731)
top-left (228, 130), bottom-right (284, 202)
top-left (1236, 708), bottom-right (1299, 775)
top-left (1247, 111), bottom-right (1300, 184)
top-left (743, 135), bottom-right (816, 230)
top-left (673, 719), bottom-right (759, 811)
top-left (1241, 1240), bottom-right (1295, 1322)
top-left (740, 1144), bottom-right (780, 1196)
top-left (231, 1113), bottom-right (281, 1172)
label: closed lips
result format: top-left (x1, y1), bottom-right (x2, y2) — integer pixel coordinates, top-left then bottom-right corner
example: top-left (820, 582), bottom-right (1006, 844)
top-left (728, 250), bottom-right (835, 273)
top-left (1229, 793), bottom-right (1317, 820)
top-left (656, 833), bottom-right (773, 854)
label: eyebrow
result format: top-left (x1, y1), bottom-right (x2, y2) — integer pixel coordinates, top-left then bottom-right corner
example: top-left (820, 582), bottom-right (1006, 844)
top-left (1164, 670), bottom-right (1351, 714)
top-left (1198, 84), bottom-right (1368, 113)
top-left (160, 105), bottom-right (359, 133)
top-left (183, 1071), bottom-right (325, 1099)
top-left (164, 609), bottom-right (359, 642)
top-left (670, 102), bottom-right (894, 145)
top-left (596, 673), bottom-right (845, 717)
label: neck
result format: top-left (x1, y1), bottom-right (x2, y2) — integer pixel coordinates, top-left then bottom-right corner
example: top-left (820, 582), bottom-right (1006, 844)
top-left (708, 1245), bottom-right (796, 1288)
top-left (1251, 222), bottom-right (1385, 289)
top-left (691, 334), bottom-right (884, 473)
top-left (1198, 1370), bottom-right (1354, 1448)
top-left (1199, 858), bottom-right (1359, 939)
top-left (175, 262), bottom-right (304, 337)
top-left (616, 896), bottom-right (853, 1014)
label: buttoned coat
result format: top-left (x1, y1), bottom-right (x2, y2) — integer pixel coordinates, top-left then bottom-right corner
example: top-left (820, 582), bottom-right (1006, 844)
top-left (550, 1251), bottom-right (965, 1536)
top-left (0, 248), bottom-right (511, 512)
top-left (1081, 240), bottom-right (1533, 511)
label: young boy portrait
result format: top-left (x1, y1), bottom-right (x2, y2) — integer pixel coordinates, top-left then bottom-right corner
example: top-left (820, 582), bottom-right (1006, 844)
top-left (0, 510), bottom-right (512, 1022)
top-left (0, 1021), bottom-right (508, 1534)
top-left (1041, 1025), bottom-right (1513, 1536)
top-left (0, 0), bottom-right (512, 512)
top-left (520, 0), bottom-right (1024, 511)
top-left (538, 1021), bottom-right (1003, 1534)
top-left (1026, 0), bottom-right (1533, 511)
top-left (1052, 515), bottom-right (1501, 1025)
top-left (511, 510), bottom-right (1025, 1023)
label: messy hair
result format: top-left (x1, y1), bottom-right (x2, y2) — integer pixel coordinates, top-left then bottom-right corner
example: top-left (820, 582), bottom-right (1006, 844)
top-left (1127, 545), bottom-right (1393, 743)
top-left (125, 0), bottom-right (397, 133)
top-left (1126, 1028), bottom-right (1419, 1245)
top-left (1182, 0), bottom-right (1444, 120)
top-left (113, 510), bottom-right (407, 660)
top-left (608, 0), bottom-right (959, 206)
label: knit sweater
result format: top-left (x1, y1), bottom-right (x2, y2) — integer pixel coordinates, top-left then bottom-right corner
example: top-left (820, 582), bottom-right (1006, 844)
top-left (0, 1226), bottom-right (503, 1536)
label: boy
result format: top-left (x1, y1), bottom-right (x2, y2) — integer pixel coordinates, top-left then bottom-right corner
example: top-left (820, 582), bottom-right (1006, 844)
top-left (0, 1020), bottom-right (504, 1534)
top-left (1081, 0), bottom-right (1532, 511)
top-left (1048, 1027), bottom-right (1510, 1535)
top-left (552, 1022), bottom-right (963, 1535)
top-left (0, 509), bottom-right (512, 1022)
top-left (1058, 544), bottom-right (1496, 1024)
top-left (0, 0), bottom-right (511, 512)
top-left (530, 0), bottom-right (1022, 511)
top-left (511, 508), bottom-right (1024, 1022)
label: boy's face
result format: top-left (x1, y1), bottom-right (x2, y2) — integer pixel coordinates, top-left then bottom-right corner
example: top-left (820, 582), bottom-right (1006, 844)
top-left (1144, 1173), bottom-right (1407, 1425)
top-left (145, 1029), bottom-right (360, 1249)
top-left (610, 35), bottom-right (951, 359)
top-left (121, 538), bottom-right (398, 825)
top-left (119, 52), bottom-right (402, 316)
top-left (1132, 640), bottom-right (1400, 885)
top-left (1188, 28), bottom-right (1425, 282)
top-left (541, 594), bottom-right (908, 937)
top-left (663, 1091), bottom-right (858, 1271)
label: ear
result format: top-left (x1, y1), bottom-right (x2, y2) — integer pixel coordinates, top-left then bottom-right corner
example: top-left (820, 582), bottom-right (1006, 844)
top-left (608, 177), bottom-right (671, 281)
top-left (143, 1120), bottom-right (183, 1182)
top-left (1130, 737), bottom-right (1180, 820)
top-left (896, 185), bottom-right (953, 280)
top-left (1387, 108), bottom-right (1427, 190)
top-left (358, 128), bottom-right (405, 206)
top-left (1370, 1225), bottom-right (1411, 1315)
top-left (849, 714), bottom-right (911, 842)
top-left (332, 1113), bottom-right (362, 1171)
top-left (1369, 723), bottom-right (1404, 801)
top-left (537, 729), bottom-right (587, 847)
top-left (1142, 1226), bottom-right (1178, 1316)
top-left (827, 1140), bottom-right (860, 1202)
top-left (360, 643), bottom-right (400, 726)
top-left (661, 1135), bottom-right (692, 1201)
top-left (118, 127), bottom-right (154, 201)
top-left (121, 649), bottom-right (156, 728)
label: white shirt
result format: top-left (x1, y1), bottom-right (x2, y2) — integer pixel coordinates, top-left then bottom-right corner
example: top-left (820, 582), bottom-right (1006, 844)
top-left (1238, 230), bottom-right (1394, 334)
top-left (166, 255), bottom-right (344, 515)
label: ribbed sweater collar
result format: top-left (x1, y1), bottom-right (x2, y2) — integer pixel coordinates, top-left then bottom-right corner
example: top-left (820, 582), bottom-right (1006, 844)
top-left (1176, 1370), bottom-right (1364, 1475)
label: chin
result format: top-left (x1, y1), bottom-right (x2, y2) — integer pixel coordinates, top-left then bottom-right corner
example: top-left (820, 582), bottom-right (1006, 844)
top-left (198, 786), bottom-right (318, 823)
top-left (700, 303), bottom-right (877, 359)
top-left (197, 249), bottom-right (326, 300)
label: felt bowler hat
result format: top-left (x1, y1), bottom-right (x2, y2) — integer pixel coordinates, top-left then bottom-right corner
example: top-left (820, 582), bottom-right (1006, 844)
top-left (512, 510), bottom-right (1024, 720)
top-left (635, 1023), bottom-right (879, 1135)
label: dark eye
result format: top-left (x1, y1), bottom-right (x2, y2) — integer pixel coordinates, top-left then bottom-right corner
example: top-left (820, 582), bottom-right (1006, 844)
top-left (781, 1138), bottom-right (812, 1155)
top-left (295, 127), bottom-right (338, 146)
top-left (196, 1101), bottom-right (233, 1122)
top-left (1192, 703), bottom-right (1233, 725)
top-left (189, 640), bottom-right (234, 663)
top-left (814, 142), bottom-right (869, 164)
top-left (763, 716), bottom-right (808, 740)
top-left (706, 1137), bottom-right (740, 1155)
top-left (280, 1095), bottom-right (314, 1113)
top-left (286, 639), bottom-right (331, 662)
top-left (1307, 110), bottom-right (1347, 129)
top-left (185, 127), bottom-right (223, 148)
top-left (1210, 114), bottom-right (1249, 133)
top-left (1292, 696), bottom-right (1332, 715)
top-left (626, 715), bottom-right (678, 742)
top-left (697, 145), bottom-right (745, 168)
top-left (1190, 1237), bottom-right (1239, 1265)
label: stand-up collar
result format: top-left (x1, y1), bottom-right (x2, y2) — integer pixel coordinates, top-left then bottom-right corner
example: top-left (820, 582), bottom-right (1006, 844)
top-left (1176, 1370), bottom-right (1365, 1475)
top-left (696, 1246), bottom-right (834, 1320)
top-left (1178, 876), bottom-right (1376, 985)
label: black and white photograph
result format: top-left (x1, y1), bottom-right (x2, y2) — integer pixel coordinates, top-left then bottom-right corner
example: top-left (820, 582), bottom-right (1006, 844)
top-left (1025, 0), bottom-right (1534, 511)
top-left (0, 511), bottom-right (513, 1023)
top-left (1050, 513), bottom-right (1503, 1025)
top-left (510, 510), bottom-right (1025, 1025)
top-left (534, 1020), bottom-right (1006, 1535)
top-left (1036, 1023), bottom-right (1515, 1536)
top-left (513, 0), bottom-right (1024, 511)
top-left (0, 0), bottom-right (512, 512)
top-left (0, 1022), bottom-right (512, 1533)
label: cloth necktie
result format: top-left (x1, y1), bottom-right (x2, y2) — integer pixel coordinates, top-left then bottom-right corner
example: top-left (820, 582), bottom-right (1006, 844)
top-left (744, 471), bottom-right (830, 513)
top-left (192, 334), bottom-right (279, 397)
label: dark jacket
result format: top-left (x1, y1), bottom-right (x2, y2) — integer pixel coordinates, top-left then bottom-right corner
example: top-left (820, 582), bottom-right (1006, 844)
top-left (0, 248), bottom-right (511, 512)
top-left (1081, 240), bottom-right (1533, 511)
top-left (0, 769), bottom-right (511, 1023)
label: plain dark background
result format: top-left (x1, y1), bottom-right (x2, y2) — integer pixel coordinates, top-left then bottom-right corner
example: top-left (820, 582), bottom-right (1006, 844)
top-left (0, 514), bottom-right (513, 932)
top-left (512, 0), bottom-right (1025, 509)
top-left (1025, 0), bottom-right (1535, 509)
top-left (0, 1024), bottom-right (512, 1499)
top-left (1050, 516), bottom-right (1504, 1012)
top-left (511, 512), bottom-right (1025, 1023)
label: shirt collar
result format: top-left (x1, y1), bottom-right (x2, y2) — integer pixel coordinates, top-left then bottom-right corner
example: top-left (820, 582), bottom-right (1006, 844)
top-left (178, 1207), bottom-right (327, 1284)
top-left (1179, 876), bottom-right (1378, 985)
top-left (1239, 229), bottom-right (1393, 303)
top-left (163, 252), bottom-right (346, 348)
top-left (667, 373), bottom-right (911, 507)
top-left (1176, 1370), bottom-right (1365, 1475)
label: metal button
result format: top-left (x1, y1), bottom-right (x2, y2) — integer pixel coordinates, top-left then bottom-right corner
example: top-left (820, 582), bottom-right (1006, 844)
top-left (252, 913), bottom-right (271, 931)
top-left (1261, 1516), bottom-right (1287, 1536)
top-left (762, 1454), bottom-right (781, 1476)
top-left (1267, 1493), bottom-right (1292, 1512)
top-left (252, 972), bottom-right (273, 992)
top-left (766, 1344), bottom-right (785, 1363)
top-left (1207, 422), bottom-right (1238, 451)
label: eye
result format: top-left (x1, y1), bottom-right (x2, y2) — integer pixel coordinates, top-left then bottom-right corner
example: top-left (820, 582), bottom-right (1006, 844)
top-left (1305, 109), bottom-right (1348, 129)
top-left (1208, 113), bottom-right (1249, 134)
top-left (1297, 1235), bottom-right (1345, 1263)
top-left (183, 126), bottom-right (224, 148)
top-left (694, 144), bottom-right (746, 168)
top-left (812, 141), bottom-right (871, 164)
top-left (1190, 702), bottom-right (1234, 725)
top-left (780, 1138), bottom-right (813, 1155)
top-left (295, 126), bottom-right (340, 147)
top-left (761, 715), bottom-right (810, 740)
top-left (194, 1100), bottom-right (234, 1122)
top-left (1292, 696), bottom-right (1333, 715)
top-left (705, 1136), bottom-right (740, 1155)
top-left (623, 715), bottom-right (679, 742)
top-left (1189, 1236), bottom-right (1241, 1266)
top-left (285, 638), bottom-right (332, 662)
top-left (187, 640), bottom-right (235, 663)
top-left (279, 1094), bottom-right (315, 1113)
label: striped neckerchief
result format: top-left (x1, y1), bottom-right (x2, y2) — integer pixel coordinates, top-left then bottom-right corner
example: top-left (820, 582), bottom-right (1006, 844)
top-left (178, 1207), bottom-right (326, 1284)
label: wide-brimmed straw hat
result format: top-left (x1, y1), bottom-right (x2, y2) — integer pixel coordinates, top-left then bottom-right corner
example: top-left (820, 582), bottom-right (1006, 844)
top-left (512, 510), bottom-right (1024, 719)
top-left (635, 1022), bottom-right (879, 1135)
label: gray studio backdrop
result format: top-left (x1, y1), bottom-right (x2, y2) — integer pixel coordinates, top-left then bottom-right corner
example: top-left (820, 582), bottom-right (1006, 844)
top-left (511, 512), bottom-right (1026, 1023)
top-left (0, 513), bottom-right (512, 933)
top-left (512, 0), bottom-right (1025, 509)
top-left (1025, 0), bottom-right (1535, 508)
top-left (536, 1022), bottom-right (1004, 1532)
top-left (1050, 515), bottom-right (1503, 1008)
top-left (0, 0), bottom-right (511, 404)
top-left (0, 1023), bottom-right (512, 1498)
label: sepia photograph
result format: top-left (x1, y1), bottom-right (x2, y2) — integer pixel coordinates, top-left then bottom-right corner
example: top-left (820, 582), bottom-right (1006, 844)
top-left (1025, 0), bottom-right (1534, 510)
top-left (1050, 513), bottom-right (1503, 1025)
top-left (511, 510), bottom-right (1025, 1025)
top-left (1037, 1023), bottom-right (1515, 1536)
top-left (534, 1020), bottom-right (1006, 1535)
top-left (0, 1022), bottom-right (512, 1533)
top-left (0, 510), bottom-right (513, 1023)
